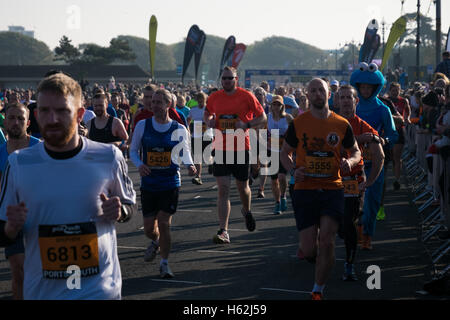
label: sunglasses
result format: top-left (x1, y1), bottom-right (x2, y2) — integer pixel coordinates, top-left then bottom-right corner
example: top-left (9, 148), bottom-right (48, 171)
top-left (271, 102), bottom-right (283, 106)
top-left (221, 76), bottom-right (235, 81)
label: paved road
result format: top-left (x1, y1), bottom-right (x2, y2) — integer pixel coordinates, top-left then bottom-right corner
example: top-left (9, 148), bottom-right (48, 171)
top-left (0, 160), bottom-right (447, 301)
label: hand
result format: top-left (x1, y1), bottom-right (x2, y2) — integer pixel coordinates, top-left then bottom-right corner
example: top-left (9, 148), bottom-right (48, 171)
top-left (340, 158), bottom-right (351, 175)
top-left (294, 167), bottom-right (305, 183)
top-left (235, 120), bottom-right (247, 130)
top-left (5, 202), bottom-right (27, 239)
top-left (138, 164), bottom-right (151, 177)
top-left (100, 193), bottom-right (122, 222)
top-left (187, 165), bottom-right (197, 176)
top-left (206, 113), bottom-right (216, 128)
top-left (357, 133), bottom-right (375, 144)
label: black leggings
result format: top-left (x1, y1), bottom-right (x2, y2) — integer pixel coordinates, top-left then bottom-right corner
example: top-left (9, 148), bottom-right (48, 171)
top-left (339, 197), bottom-right (362, 264)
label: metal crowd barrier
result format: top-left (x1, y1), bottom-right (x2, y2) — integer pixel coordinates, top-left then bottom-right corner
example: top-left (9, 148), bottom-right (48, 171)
top-left (402, 123), bottom-right (449, 277)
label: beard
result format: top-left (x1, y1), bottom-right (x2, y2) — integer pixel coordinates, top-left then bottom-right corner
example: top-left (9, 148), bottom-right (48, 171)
top-left (39, 118), bottom-right (78, 148)
top-left (6, 126), bottom-right (27, 140)
top-left (311, 98), bottom-right (326, 110)
top-left (94, 109), bottom-right (105, 117)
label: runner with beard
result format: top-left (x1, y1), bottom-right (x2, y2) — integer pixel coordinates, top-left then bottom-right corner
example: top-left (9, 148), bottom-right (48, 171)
top-left (87, 90), bottom-right (128, 146)
top-left (0, 103), bottom-right (40, 300)
top-left (281, 78), bottom-right (361, 300)
top-left (0, 73), bottom-right (136, 299)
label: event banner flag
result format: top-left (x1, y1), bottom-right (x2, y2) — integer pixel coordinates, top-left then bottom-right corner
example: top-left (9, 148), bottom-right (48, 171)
top-left (380, 16), bottom-right (407, 71)
top-left (218, 36), bottom-right (236, 81)
top-left (182, 25), bottom-right (202, 83)
top-left (194, 30), bottom-right (206, 83)
top-left (359, 19), bottom-right (379, 63)
top-left (446, 26), bottom-right (450, 52)
top-left (149, 15), bottom-right (157, 79)
top-left (231, 43), bottom-right (247, 69)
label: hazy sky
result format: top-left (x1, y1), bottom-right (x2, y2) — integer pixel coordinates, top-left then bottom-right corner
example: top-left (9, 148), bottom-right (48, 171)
top-left (1, 0), bottom-right (448, 50)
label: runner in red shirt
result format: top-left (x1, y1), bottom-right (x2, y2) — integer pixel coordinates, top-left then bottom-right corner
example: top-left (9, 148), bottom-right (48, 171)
top-left (336, 85), bottom-right (385, 278)
top-left (204, 66), bottom-right (266, 244)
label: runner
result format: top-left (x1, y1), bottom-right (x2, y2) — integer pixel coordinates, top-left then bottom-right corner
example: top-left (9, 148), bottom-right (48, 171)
top-left (336, 85), bottom-right (384, 281)
top-left (252, 87), bottom-right (269, 198)
top-left (267, 95), bottom-right (293, 214)
top-left (350, 62), bottom-right (398, 250)
top-left (387, 82), bottom-right (411, 191)
top-left (130, 88), bottom-right (196, 278)
top-left (204, 66), bottom-right (266, 244)
top-left (0, 73), bottom-right (137, 299)
top-left (0, 103), bottom-right (40, 300)
top-left (87, 89), bottom-right (128, 147)
top-left (281, 78), bottom-right (361, 300)
top-left (187, 91), bottom-right (211, 185)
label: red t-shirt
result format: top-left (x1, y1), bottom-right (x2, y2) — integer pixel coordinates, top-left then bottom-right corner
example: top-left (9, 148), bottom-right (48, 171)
top-left (206, 87), bottom-right (264, 151)
top-left (132, 108), bottom-right (184, 132)
top-left (346, 115), bottom-right (379, 177)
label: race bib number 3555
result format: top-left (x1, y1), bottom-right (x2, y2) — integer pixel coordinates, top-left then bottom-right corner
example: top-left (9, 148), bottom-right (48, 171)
top-left (38, 222), bottom-right (99, 279)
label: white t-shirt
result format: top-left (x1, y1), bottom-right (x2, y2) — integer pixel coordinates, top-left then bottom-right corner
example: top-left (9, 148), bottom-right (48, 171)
top-left (0, 137), bottom-right (136, 300)
top-left (83, 109), bottom-right (96, 123)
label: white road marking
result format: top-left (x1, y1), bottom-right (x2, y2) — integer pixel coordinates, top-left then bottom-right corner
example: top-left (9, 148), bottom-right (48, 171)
top-left (118, 246), bottom-right (147, 250)
top-left (260, 287), bottom-right (311, 294)
top-left (197, 250), bottom-right (240, 255)
top-left (151, 279), bottom-right (202, 285)
top-left (177, 209), bottom-right (212, 213)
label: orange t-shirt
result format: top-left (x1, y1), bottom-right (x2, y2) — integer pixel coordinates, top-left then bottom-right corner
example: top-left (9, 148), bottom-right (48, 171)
top-left (206, 87), bottom-right (264, 151)
top-left (285, 111), bottom-right (356, 190)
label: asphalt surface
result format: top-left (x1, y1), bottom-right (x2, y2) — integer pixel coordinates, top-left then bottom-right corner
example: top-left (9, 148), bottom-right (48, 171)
top-left (0, 160), bottom-right (448, 301)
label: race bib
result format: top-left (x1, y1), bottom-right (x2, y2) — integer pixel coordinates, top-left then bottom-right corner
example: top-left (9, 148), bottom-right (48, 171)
top-left (218, 114), bottom-right (239, 132)
top-left (342, 177), bottom-right (359, 197)
top-left (305, 151), bottom-right (334, 178)
top-left (38, 222), bottom-right (99, 279)
top-left (147, 149), bottom-right (171, 168)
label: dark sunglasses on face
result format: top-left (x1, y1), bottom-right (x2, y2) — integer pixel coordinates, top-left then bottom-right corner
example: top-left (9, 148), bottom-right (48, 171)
top-left (271, 102), bottom-right (282, 106)
top-left (222, 76), bottom-right (235, 81)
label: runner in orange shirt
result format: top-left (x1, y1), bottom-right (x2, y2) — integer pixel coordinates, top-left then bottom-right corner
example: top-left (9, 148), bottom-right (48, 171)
top-left (280, 78), bottom-right (361, 300)
top-left (204, 66), bottom-right (267, 244)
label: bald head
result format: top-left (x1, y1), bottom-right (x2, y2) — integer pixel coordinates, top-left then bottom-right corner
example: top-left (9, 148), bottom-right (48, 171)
top-left (306, 78), bottom-right (330, 110)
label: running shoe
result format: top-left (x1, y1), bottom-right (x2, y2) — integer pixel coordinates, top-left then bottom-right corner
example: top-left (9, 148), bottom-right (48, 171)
top-left (342, 262), bottom-right (358, 281)
top-left (273, 202), bottom-right (281, 215)
top-left (192, 177), bottom-right (203, 185)
top-left (213, 229), bottom-right (230, 244)
top-left (256, 190), bottom-right (265, 199)
top-left (280, 198), bottom-right (288, 211)
top-left (311, 292), bottom-right (323, 300)
top-left (393, 180), bottom-right (401, 191)
top-left (144, 241), bottom-right (159, 262)
top-left (242, 209), bottom-right (256, 232)
top-left (376, 206), bottom-right (386, 221)
top-left (160, 262), bottom-right (174, 279)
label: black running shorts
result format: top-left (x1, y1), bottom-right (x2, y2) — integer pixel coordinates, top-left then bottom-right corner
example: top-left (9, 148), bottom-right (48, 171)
top-left (293, 189), bottom-right (344, 231)
top-left (140, 187), bottom-right (180, 217)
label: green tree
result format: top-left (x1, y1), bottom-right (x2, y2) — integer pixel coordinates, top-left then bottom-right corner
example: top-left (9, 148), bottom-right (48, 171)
top-left (0, 32), bottom-right (54, 65)
top-left (54, 35), bottom-right (80, 63)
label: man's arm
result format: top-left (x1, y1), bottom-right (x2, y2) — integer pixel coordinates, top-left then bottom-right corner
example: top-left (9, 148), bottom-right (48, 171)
top-left (363, 142), bottom-right (385, 188)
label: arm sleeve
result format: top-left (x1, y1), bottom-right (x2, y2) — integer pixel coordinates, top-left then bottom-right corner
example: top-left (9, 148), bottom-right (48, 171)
top-left (171, 125), bottom-right (194, 167)
top-left (109, 148), bottom-right (136, 207)
top-left (130, 120), bottom-right (145, 168)
top-left (342, 124), bottom-right (357, 149)
top-left (284, 122), bottom-right (299, 149)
